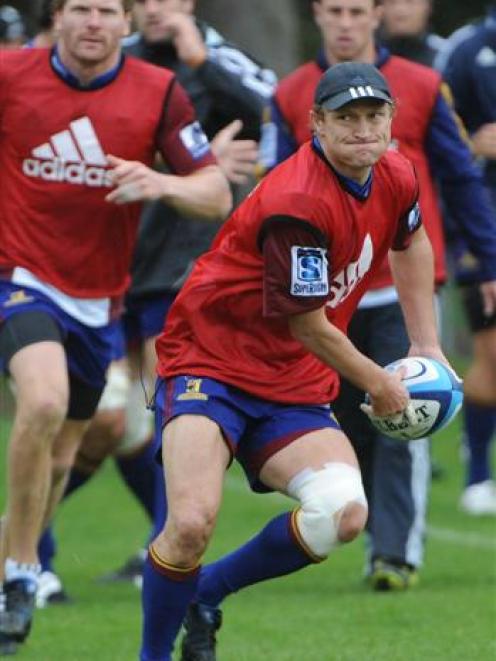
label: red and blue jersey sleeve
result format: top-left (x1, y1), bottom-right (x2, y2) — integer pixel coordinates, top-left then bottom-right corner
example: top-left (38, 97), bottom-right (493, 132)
top-left (156, 78), bottom-right (216, 175)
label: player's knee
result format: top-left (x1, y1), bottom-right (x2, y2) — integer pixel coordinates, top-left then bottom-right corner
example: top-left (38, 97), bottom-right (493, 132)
top-left (97, 361), bottom-right (130, 412)
top-left (89, 408), bottom-right (127, 450)
top-left (337, 501), bottom-right (368, 543)
top-left (288, 462), bottom-right (367, 560)
top-left (167, 508), bottom-right (217, 559)
top-left (115, 380), bottom-right (154, 456)
top-left (18, 391), bottom-right (68, 438)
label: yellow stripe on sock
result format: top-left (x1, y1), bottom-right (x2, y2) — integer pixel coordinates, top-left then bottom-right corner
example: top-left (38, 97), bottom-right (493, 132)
top-left (148, 544), bottom-right (200, 577)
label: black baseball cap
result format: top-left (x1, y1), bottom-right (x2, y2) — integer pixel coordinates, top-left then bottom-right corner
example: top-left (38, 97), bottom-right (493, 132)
top-left (315, 62), bottom-right (393, 110)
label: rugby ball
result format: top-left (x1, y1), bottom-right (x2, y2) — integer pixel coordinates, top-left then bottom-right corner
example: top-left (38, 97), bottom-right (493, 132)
top-left (365, 356), bottom-right (464, 441)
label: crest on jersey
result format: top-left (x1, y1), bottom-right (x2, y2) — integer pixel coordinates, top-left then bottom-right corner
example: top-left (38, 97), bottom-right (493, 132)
top-left (179, 122), bottom-right (210, 159)
top-left (291, 246), bottom-right (329, 296)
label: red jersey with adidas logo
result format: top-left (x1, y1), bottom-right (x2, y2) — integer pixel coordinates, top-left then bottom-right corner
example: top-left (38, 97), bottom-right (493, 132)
top-left (0, 48), bottom-right (215, 298)
top-left (156, 142), bottom-right (420, 404)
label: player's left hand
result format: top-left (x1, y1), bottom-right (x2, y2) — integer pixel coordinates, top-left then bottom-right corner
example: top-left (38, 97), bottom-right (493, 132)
top-left (162, 12), bottom-right (207, 68)
top-left (211, 120), bottom-right (259, 184)
top-left (105, 155), bottom-right (167, 205)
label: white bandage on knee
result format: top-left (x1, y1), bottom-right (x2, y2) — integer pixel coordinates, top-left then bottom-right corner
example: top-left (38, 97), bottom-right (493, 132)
top-left (287, 462), bottom-right (367, 559)
top-left (116, 378), bottom-right (154, 454)
top-left (97, 362), bottom-right (131, 411)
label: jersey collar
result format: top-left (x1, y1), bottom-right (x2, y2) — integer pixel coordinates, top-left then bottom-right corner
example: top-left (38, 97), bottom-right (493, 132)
top-left (316, 45), bottom-right (391, 72)
top-left (311, 136), bottom-right (373, 200)
top-left (50, 46), bottom-right (125, 90)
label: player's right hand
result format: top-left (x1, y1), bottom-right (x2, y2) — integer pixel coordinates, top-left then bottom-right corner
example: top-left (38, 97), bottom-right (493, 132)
top-left (361, 366), bottom-right (411, 419)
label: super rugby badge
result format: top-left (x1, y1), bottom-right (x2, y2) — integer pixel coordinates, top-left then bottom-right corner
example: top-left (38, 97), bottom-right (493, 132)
top-left (291, 246), bottom-right (329, 296)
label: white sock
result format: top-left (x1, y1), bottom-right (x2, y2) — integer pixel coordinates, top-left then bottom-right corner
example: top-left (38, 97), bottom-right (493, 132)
top-left (4, 558), bottom-right (41, 585)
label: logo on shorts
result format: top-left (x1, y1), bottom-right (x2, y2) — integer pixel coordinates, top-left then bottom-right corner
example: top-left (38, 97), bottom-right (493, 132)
top-left (3, 290), bottom-right (35, 307)
top-left (291, 246), bottom-right (329, 296)
top-left (177, 378), bottom-right (209, 401)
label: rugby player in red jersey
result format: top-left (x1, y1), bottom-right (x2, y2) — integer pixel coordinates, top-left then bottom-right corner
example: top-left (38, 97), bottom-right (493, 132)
top-left (0, 0), bottom-right (231, 653)
top-left (140, 62), bottom-right (450, 661)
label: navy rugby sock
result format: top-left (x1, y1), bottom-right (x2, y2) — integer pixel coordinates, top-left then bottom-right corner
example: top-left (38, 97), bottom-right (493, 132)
top-left (38, 527), bottom-right (56, 573)
top-left (464, 402), bottom-right (496, 485)
top-left (196, 512), bottom-right (315, 608)
top-left (140, 545), bottom-right (199, 661)
top-left (114, 437), bottom-right (160, 523)
top-left (37, 468), bottom-right (91, 571)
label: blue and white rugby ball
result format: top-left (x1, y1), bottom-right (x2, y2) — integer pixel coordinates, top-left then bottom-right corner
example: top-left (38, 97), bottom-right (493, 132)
top-left (366, 356), bottom-right (464, 441)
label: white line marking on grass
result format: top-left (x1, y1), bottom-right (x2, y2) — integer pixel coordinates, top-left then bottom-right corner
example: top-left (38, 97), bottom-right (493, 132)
top-left (427, 525), bottom-right (496, 551)
top-left (224, 475), bottom-right (496, 552)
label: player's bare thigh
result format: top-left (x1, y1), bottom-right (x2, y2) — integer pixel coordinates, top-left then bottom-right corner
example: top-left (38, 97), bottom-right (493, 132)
top-left (259, 427), bottom-right (359, 494)
top-left (155, 414), bottom-right (231, 564)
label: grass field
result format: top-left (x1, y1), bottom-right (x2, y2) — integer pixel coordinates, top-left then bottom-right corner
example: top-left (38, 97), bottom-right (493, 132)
top-left (0, 392), bottom-right (495, 660)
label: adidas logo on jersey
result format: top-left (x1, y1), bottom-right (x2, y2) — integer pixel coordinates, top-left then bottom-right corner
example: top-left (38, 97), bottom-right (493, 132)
top-left (22, 117), bottom-right (112, 187)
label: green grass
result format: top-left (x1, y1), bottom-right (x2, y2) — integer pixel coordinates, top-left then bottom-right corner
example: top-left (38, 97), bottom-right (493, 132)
top-left (0, 405), bottom-right (495, 660)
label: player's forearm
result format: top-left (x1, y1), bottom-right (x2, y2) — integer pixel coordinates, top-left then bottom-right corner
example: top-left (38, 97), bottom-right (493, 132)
top-left (390, 228), bottom-right (439, 352)
top-left (288, 307), bottom-right (386, 396)
top-left (161, 166), bottom-right (232, 220)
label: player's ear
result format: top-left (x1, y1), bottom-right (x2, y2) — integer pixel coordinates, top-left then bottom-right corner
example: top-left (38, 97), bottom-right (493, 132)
top-left (123, 12), bottom-right (131, 37)
top-left (310, 107), bottom-right (325, 137)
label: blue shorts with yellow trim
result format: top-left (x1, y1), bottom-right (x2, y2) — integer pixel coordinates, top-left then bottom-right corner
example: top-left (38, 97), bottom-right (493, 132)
top-left (153, 375), bottom-right (340, 493)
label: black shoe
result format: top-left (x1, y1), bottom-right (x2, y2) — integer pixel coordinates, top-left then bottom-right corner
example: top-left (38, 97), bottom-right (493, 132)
top-left (181, 603), bottom-right (222, 661)
top-left (368, 558), bottom-right (419, 592)
top-left (97, 551), bottom-right (146, 587)
top-left (0, 578), bottom-right (36, 647)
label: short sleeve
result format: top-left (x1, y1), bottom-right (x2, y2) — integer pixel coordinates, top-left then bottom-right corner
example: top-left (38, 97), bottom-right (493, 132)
top-left (156, 78), bottom-right (216, 175)
top-left (260, 216), bottom-right (330, 318)
top-left (391, 196), bottom-right (423, 251)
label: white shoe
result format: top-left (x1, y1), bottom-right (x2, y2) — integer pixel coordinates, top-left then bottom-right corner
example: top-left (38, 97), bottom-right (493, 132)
top-left (36, 571), bottom-right (71, 608)
top-left (460, 480), bottom-right (496, 516)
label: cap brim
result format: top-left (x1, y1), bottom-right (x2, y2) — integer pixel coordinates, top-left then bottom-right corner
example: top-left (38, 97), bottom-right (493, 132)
top-left (321, 88), bottom-right (392, 110)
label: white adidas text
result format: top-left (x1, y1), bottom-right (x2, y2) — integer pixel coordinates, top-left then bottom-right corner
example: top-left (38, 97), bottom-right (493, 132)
top-left (23, 158), bottom-right (112, 187)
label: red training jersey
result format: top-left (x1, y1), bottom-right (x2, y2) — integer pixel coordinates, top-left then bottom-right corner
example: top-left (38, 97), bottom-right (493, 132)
top-left (274, 55), bottom-right (445, 287)
top-left (0, 49), bottom-right (215, 298)
top-left (156, 142), bottom-right (420, 404)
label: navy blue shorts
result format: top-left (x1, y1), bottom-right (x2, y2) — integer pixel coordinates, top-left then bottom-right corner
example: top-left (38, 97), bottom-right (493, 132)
top-left (153, 375), bottom-right (340, 493)
top-left (0, 282), bottom-right (116, 390)
top-left (460, 283), bottom-right (496, 333)
top-left (123, 292), bottom-right (176, 347)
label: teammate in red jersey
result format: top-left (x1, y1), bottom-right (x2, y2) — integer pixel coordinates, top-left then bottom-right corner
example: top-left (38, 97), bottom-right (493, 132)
top-left (140, 62), bottom-right (449, 661)
top-left (0, 0), bottom-right (231, 654)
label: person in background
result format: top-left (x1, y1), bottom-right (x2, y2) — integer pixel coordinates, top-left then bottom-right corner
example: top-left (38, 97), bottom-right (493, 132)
top-left (379, 0), bottom-right (447, 483)
top-left (142, 61), bottom-right (450, 661)
top-left (440, 2), bottom-right (496, 516)
top-left (0, 5), bottom-right (26, 48)
top-left (36, 0), bottom-right (276, 605)
top-left (0, 0), bottom-right (231, 654)
top-left (256, 0), bottom-right (496, 595)
top-left (378, 0), bottom-right (446, 66)
top-left (28, 0), bottom-right (56, 48)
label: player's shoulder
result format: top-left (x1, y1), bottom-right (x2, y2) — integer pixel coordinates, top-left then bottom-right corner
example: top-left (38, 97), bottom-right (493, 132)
top-left (385, 54), bottom-right (441, 86)
top-left (277, 60), bottom-right (321, 95)
top-left (123, 54), bottom-right (176, 86)
top-left (1, 46), bottom-right (47, 71)
top-left (378, 150), bottom-right (417, 197)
